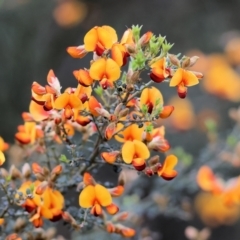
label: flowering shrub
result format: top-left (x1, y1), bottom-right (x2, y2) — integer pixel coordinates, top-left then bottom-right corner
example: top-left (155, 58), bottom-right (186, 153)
top-left (0, 25), bottom-right (202, 239)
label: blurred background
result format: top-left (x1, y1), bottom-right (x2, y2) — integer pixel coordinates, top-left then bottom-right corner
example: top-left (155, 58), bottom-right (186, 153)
top-left (1, 0), bottom-right (240, 239)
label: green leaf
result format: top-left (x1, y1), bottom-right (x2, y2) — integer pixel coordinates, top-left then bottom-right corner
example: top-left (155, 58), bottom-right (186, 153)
top-left (29, 184), bottom-right (35, 193)
top-left (204, 118), bottom-right (217, 133)
top-left (94, 86), bottom-right (103, 97)
top-left (59, 154), bottom-right (69, 163)
top-left (162, 40), bottom-right (174, 54)
top-left (131, 51), bottom-right (146, 70)
top-left (141, 104), bottom-right (148, 115)
top-left (5, 175), bottom-right (11, 182)
top-left (226, 135), bottom-right (238, 147)
top-left (132, 25), bottom-right (142, 43)
top-left (145, 124), bottom-right (153, 133)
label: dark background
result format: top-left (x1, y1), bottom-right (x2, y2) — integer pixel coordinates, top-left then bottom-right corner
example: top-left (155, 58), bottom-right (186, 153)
top-left (1, 0), bottom-right (240, 239)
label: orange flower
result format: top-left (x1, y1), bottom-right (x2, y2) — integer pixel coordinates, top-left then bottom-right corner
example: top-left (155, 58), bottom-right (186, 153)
top-left (101, 151), bottom-right (120, 164)
top-left (30, 70), bottom-right (61, 121)
top-left (140, 87), bottom-right (163, 114)
top-left (29, 100), bottom-right (52, 122)
top-left (79, 184), bottom-right (113, 216)
top-left (16, 181), bottom-right (64, 227)
top-left (111, 43), bottom-right (129, 66)
top-left (197, 166), bottom-right (223, 194)
top-left (150, 58), bottom-right (169, 83)
top-left (0, 137), bottom-right (9, 152)
top-left (0, 151), bottom-right (5, 166)
top-left (84, 26), bottom-right (118, 55)
top-left (88, 96), bottom-right (104, 117)
top-left (197, 166), bottom-right (240, 206)
top-left (157, 155), bottom-right (178, 180)
top-left (15, 121), bottom-right (43, 145)
top-left (67, 45), bottom-right (87, 58)
top-left (115, 123), bottom-right (143, 143)
top-left (167, 96), bottom-right (195, 131)
top-left (170, 68), bottom-right (200, 98)
top-left (203, 54), bottom-right (240, 102)
top-left (120, 28), bottom-right (135, 46)
top-left (194, 192), bottom-right (240, 227)
top-left (147, 126), bottom-right (170, 152)
top-left (121, 140), bottom-right (150, 167)
top-left (73, 69), bottom-right (93, 87)
top-left (159, 105), bottom-right (174, 119)
top-left (89, 58), bottom-right (121, 89)
top-left (0, 218), bottom-right (4, 226)
top-left (54, 92), bottom-right (82, 119)
top-left (79, 173), bottom-right (121, 216)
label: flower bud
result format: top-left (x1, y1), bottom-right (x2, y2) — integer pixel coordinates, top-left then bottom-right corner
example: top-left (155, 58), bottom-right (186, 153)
top-left (105, 123), bottom-right (116, 140)
top-left (114, 103), bottom-right (123, 116)
top-left (0, 168), bottom-right (9, 178)
top-left (118, 108), bottom-right (129, 118)
top-left (118, 171), bottom-right (126, 186)
top-left (22, 163), bottom-right (31, 179)
top-left (14, 217), bottom-right (26, 232)
top-left (148, 155), bottom-right (160, 166)
top-left (189, 56), bottom-right (199, 67)
top-left (35, 181), bottom-right (48, 195)
top-left (190, 71), bottom-right (204, 79)
top-left (138, 31), bottom-right (153, 46)
top-left (168, 54), bottom-right (180, 66)
top-left (182, 57), bottom-right (191, 68)
top-left (9, 165), bottom-right (22, 180)
top-left (51, 165), bottom-right (63, 175)
top-left (67, 45), bottom-right (87, 58)
top-left (125, 44), bottom-right (136, 54)
top-left (159, 105), bottom-right (174, 119)
top-left (32, 163), bottom-right (43, 175)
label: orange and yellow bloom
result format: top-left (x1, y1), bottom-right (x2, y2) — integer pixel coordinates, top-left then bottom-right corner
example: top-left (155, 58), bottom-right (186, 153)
top-left (79, 173), bottom-right (121, 216)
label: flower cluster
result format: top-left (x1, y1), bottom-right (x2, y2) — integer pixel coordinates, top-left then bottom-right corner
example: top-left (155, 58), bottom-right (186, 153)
top-left (0, 25), bottom-right (202, 239)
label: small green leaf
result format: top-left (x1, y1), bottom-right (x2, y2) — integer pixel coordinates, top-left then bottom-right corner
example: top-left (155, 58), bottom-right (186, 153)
top-left (94, 86), bottom-right (103, 97)
top-left (141, 104), bottom-right (148, 115)
top-left (5, 175), bottom-right (11, 182)
top-left (145, 124), bottom-right (153, 133)
top-left (59, 154), bottom-right (69, 163)
top-left (29, 184), bottom-right (35, 193)
top-left (204, 118), bottom-right (217, 133)
top-left (132, 25), bottom-right (142, 42)
top-left (226, 135), bottom-right (238, 147)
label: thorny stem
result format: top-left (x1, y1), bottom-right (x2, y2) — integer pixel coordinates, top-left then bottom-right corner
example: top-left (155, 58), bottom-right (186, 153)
top-left (0, 182), bottom-right (13, 218)
top-left (0, 205), bottom-right (9, 218)
top-left (80, 132), bottom-right (104, 175)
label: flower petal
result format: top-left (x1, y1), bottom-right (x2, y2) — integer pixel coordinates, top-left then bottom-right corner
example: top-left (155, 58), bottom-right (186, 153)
top-left (105, 203), bottom-right (119, 215)
top-left (197, 166), bottom-right (223, 194)
top-left (133, 140), bottom-right (150, 159)
top-left (54, 93), bottom-right (70, 110)
top-left (89, 58), bottom-right (106, 80)
top-left (69, 94), bottom-right (81, 109)
top-left (158, 155), bottom-right (178, 180)
top-left (105, 58), bottom-right (121, 81)
top-left (95, 184), bottom-right (112, 207)
top-left (84, 27), bottom-right (98, 51)
top-left (29, 100), bottom-right (51, 122)
top-left (79, 185), bottom-right (95, 208)
top-left (0, 151), bottom-right (5, 166)
top-left (183, 70), bottom-right (199, 86)
top-left (121, 141), bottom-right (135, 164)
top-left (101, 151), bottom-right (119, 164)
top-left (170, 68), bottom-right (183, 87)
